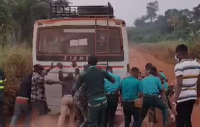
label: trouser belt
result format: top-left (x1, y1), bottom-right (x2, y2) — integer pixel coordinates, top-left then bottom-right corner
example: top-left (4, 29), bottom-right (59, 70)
top-left (88, 100), bottom-right (107, 108)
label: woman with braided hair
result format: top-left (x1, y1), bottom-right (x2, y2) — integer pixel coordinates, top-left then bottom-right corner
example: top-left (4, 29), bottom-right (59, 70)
top-left (73, 64), bottom-right (89, 127)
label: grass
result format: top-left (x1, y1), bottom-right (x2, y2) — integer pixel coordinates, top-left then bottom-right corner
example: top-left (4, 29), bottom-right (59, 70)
top-left (0, 45), bottom-right (32, 115)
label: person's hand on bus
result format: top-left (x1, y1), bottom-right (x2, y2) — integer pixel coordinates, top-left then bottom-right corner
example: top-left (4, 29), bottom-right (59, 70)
top-left (50, 62), bottom-right (55, 69)
top-left (71, 60), bottom-right (77, 68)
top-left (57, 62), bottom-right (63, 70)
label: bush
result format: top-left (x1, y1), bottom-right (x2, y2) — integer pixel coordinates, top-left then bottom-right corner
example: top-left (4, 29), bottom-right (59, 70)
top-left (0, 46), bottom-right (32, 115)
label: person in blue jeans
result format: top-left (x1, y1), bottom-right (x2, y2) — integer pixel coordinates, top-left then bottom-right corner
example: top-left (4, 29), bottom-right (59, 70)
top-left (104, 66), bottom-right (121, 127)
top-left (121, 67), bottom-right (143, 127)
top-left (140, 66), bottom-right (169, 127)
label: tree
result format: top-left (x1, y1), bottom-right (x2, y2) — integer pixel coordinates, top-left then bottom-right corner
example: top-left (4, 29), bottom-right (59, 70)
top-left (146, 1), bottom-right (159, 23)
top-left (165, 9), bottom-right (181, 31)
top-left (10, 0), bottom-right (50, 42)
top-left (0, 0), bottom-right (13, 46)
top-left (134, 16), bottom-right (146, 27)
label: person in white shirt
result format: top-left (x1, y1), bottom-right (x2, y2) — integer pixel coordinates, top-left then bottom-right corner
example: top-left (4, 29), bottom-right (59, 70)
top-left (172, 44), bottom-right (200, 127)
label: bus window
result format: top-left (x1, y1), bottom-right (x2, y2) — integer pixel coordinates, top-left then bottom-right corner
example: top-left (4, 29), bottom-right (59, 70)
top-left (96, 27), bottom-right (122, 54)
top-left (38, 27), bottom-right (95, 54)
top-left (37, 26), bottom-right (122, 55)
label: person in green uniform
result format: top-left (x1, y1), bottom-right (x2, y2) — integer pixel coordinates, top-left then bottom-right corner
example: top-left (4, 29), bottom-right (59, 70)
top-left (121, 67), bottom-right (143, 127)
top-left (74, 54), bottom-right (115, 127)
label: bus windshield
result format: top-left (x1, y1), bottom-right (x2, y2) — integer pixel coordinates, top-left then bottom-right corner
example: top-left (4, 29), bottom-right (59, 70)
top-left (37, 26), bottom-right (122, 55)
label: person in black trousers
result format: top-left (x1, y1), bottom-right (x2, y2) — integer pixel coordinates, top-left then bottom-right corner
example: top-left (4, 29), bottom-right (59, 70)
top-left (120, 67), bottom-right (143, 127)
top-left (74, 54), bottom-right (115, 127)
top-left (104, 66), bottom-right (121, 127)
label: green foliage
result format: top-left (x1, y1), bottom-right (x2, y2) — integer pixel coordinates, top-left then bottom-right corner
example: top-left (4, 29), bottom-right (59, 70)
top-left (0, 0), bottom-right (70, 45)
top-left (0, 45), bottom-right (32, 115)
top-left (0, 0), bottom-right (70, 115)
top-left (129, 1), bottom-right (200, 43)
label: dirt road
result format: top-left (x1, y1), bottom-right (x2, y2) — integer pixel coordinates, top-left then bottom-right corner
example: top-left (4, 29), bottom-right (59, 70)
top-left (12, 45), bottom-right (200, 127)
top-left (127, 45), bottom-right (200, 127)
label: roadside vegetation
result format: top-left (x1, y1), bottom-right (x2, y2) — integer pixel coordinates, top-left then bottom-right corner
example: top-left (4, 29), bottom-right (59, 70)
top-left (0, 0), bottom-right (70, 115)
top-left (128, 1), bottom-right (200, 64)
top-left (0, 0), bottom-right (200, 115)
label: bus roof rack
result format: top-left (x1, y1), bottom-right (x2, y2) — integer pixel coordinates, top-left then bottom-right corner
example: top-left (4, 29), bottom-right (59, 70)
top-left (50, 2), bottom-right (114, 18)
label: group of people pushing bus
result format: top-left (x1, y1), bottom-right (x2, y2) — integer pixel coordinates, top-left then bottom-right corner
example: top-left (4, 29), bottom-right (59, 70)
top-left (7, 44), bottom-right (199, 127)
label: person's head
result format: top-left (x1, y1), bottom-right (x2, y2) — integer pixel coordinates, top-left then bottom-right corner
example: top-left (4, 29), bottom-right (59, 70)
top-left (33, 64), bottom-right (44, 75)
top-left (145, 63), bottom-right (153, 71)
top-left (88, 54), bottom-right (98, 66)
top-left (106, 66), bottom-right (113, 73)
top-left (130, 67), bottom-right (140, 78)
top-left (149, 66), bottom-right (158, 76)
top-left (57, 62), bottom-right (63, 69)
top-left (175, 44), bottom-right (188, 62)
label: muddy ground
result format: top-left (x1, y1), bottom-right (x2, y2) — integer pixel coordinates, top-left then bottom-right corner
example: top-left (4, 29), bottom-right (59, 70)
top-left (6, 45), bottom-right (200, 127)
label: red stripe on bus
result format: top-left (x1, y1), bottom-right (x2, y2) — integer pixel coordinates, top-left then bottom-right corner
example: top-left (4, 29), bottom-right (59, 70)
top-left (43, 66), bottom-right (124, 69)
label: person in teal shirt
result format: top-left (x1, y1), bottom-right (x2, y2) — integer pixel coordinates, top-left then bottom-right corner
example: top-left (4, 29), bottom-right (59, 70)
top-left (120, 67), bottom-right (143, 127)
top-left (139, 66), bottom-right (168, 127)
top-left (159, 71), bottom-right (172, 110)
top-left (159, 71), bottom-right (169, 91)
top-left (104, 66), bottom-right (121, 127)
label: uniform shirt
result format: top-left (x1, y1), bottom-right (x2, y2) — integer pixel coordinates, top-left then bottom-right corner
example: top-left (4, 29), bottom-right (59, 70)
top-left (142, 75), bottom-right (163, 95)
top-left (104, 72), bottom-right (121, 94)
top-left (174, 59), bottom-right (200, 103)
top-left (31, 72), bottom-right (48, 101)
top-left (74, 66), bottom-right (114, 102)
top-left (121, 76), bottom-right (143, 101)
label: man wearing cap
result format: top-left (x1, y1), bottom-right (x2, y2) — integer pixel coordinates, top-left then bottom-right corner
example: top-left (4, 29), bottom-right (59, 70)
top-left (31, 64), bottom-right (61, 122)
top-left (74, 54), bottom-right (115, 127)
top-left (104, 66), bottom-right (121, 127)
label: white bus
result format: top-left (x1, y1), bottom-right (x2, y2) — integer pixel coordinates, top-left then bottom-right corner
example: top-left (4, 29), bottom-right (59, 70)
top-left (32, 2), bottom-right (129, 113)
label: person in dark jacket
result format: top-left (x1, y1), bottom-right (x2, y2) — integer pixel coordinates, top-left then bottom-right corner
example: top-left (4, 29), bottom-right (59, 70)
top-left (57, 61), bottom-right (79, 127)
top-left (9, 73), bottom-right (32, 127)
top-left (0, 69), bottom-right (6, 127)
top-left (74, 54), bottom-right (115, 127)
top-left (9, 64), bottom-right (54, 127)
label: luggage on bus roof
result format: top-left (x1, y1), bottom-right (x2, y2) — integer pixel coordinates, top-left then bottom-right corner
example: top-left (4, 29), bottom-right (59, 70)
top-left (50, 2), bottom-right (114, 18)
